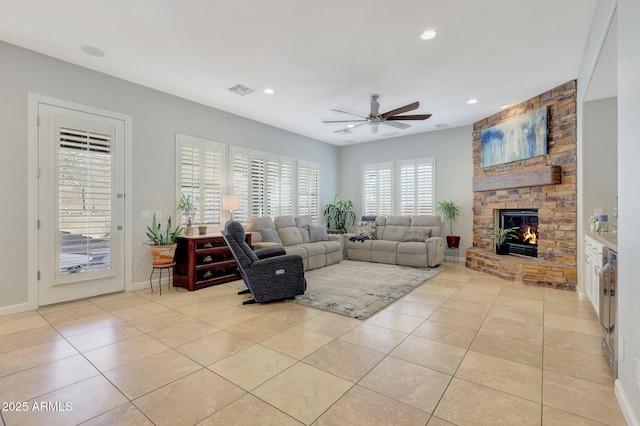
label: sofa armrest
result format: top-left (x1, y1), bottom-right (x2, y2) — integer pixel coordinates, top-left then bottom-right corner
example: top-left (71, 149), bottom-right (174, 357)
top-left (426, 236), bottom-right (445, 267)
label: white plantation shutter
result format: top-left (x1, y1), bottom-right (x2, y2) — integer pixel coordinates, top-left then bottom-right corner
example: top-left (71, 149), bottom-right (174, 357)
top-left (298, 161), bottom-right (320, 220)
top-left (176, 135), bottom-right (224, 225)
top-left (231, 146), bottom-right (294, 221)
top-left (232, 152), bottom-right (250, 222)
top-left (58, 126), bottom-right (113, 274)
top-left (399, 157), bottom-right (435, 215)
top-left (362, 162), bottom-right (393, 216)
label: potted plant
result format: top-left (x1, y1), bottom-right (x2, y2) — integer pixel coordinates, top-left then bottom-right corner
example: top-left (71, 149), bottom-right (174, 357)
top-left (176, 193), bottom-right (196, 236)
top-left (436, 199), bottom-right (462, 248)
top-left (146, 214), bottom-right (183, 266)
top-left (323, 195), bottom-right (356, 233)
top-left (491, 227), bottom-right (519, 255)
top-left (198, 222), bottom-right (208, 235)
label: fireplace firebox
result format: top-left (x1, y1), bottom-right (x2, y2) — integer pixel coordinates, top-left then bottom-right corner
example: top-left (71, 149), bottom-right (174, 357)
top-left (498, 209), bottom-right (538, 257)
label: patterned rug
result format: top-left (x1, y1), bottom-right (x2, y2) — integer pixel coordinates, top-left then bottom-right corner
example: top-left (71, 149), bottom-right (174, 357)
top-left (295, 261), bottom-right (439, 319)
top-left (232, 260), bottom-right (439, 320)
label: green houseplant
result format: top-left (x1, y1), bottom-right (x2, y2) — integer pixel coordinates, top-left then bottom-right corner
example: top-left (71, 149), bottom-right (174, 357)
top-left (323, 195), bottom-right (356, 233)
top-left (176, 193), bottom-right (196, 235)
top-left (146, 214), bottom-right (183, 266)
top-left (490, 226), bottom-right (519, 255)
top-left (436, 199), bottom-right (462, 248)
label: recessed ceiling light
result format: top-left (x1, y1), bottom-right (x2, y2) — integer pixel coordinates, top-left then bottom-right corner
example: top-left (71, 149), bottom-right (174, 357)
top-left (420, 30), bottom-right (437, 40)
top-left (467, 99), bottom-right (478, 104)
top-left (264, 88), bottom-right (275, 95)
top-left (81, 45), bottom-right (105, 57)
top-left (346, 124), bottom-right (354, 128)
top-left (500, 104), bottom-right (509, 109)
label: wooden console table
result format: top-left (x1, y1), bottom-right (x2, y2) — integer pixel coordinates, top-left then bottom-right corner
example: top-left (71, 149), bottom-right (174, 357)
top-left (173, 233), bottom-right (251, 291)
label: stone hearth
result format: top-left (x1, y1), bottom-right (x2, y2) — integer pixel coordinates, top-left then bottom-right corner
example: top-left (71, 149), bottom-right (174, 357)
top-left (466, 80), bottom-right (577, 290)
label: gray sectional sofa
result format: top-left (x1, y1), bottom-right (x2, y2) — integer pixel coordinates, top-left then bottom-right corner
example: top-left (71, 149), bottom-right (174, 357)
top-left (346, 215), bottom-right (445, 267)
top-left (246, 215), bottom-right (343, 271)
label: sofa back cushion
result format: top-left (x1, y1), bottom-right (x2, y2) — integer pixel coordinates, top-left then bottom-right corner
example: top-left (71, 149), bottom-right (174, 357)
top-left (277, 226), bottom-right (303, 246)
top-left (381, 216), bottom-right (411, 242)
top-left (273, 216), bottom-right (302, 246)
top-left (247, 216), bottom-right (275, 232)
top-left (410, 215), bottom-right (444, 238)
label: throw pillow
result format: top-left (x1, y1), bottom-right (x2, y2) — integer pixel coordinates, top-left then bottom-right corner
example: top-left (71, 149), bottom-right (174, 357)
top-left (308, 224), bottom-right (329, 242)
top-left (356, 221), bottom-right (377, 239)
top-left (403, 228), bottom-right (432, 242)
top-left (260, 228), bottom-right (282, 245)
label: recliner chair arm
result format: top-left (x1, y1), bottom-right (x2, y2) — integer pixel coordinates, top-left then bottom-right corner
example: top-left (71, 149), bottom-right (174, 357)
top-left (255, 246), bottom-right (287, 259)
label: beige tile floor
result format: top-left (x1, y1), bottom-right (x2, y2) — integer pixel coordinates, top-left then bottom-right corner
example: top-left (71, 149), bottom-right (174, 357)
top-left (0, 263), bottom-right (627, 425)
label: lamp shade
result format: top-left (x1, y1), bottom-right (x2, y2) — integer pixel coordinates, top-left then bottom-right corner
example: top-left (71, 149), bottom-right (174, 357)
top-left (223, 194), bottom-right (241, 210)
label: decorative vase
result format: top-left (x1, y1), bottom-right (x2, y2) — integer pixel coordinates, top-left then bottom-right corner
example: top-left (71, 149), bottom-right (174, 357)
top-left (198, 225), bottom-right (207, 235)
top-left (446, 236), bottom-right (461, 248)
top-left (495, 243), bottom-right (510, 255)
top-left (149, 244), bottom-right (177, 266)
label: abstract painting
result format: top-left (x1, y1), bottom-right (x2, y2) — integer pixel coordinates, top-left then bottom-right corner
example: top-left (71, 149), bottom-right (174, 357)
top-left (481, 106), bottom-right (548, 167)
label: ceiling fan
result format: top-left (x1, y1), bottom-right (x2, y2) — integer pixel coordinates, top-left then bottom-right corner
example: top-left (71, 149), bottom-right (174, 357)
top-left (323, 95), bottom-right (432, 134)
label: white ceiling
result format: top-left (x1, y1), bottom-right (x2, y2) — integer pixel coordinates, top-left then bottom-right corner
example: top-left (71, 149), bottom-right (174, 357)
top-left (1, 0), bottom-right (598, 146)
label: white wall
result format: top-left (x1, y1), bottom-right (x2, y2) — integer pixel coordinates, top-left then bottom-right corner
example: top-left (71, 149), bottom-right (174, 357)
top-left (337, 126), bottom-right (474, 257)
top-left (616, 0), bottom-right (640, 421)
top-left (0, 41), bottom-right (338, 311)
top-left (583, 96), bottom-right (618, 221)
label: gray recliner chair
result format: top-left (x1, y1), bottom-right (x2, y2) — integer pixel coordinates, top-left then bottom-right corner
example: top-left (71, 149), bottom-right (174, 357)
top-left (222, 220), bottom-right (306, 304)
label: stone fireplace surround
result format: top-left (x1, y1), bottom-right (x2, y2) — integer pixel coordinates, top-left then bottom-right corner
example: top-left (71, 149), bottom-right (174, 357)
top-left (466, 80), bottom-right (577, 290)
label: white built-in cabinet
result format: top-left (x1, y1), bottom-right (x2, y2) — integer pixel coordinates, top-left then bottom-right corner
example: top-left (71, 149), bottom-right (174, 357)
top-left (584, 234), bottom-right (605, 315)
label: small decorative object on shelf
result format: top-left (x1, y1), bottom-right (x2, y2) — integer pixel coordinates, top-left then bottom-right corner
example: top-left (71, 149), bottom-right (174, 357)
top-left (177, 193), bottom-right (196, 236)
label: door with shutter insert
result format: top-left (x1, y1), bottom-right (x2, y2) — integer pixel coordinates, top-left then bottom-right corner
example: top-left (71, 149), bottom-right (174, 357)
top-left (38, 104), bottom-right (125, 306)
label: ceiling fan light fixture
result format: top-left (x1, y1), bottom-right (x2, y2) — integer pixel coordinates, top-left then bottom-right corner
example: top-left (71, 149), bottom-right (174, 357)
top-left (420, 30), bottom-right (437, 40)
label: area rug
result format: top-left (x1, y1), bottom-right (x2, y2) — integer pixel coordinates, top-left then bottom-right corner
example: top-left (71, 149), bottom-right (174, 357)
top-left (232, 261), bottom-right (439, 320)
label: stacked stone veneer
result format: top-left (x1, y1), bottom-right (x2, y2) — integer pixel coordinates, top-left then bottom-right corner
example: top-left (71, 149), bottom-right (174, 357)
top-left (466, 80), bottom-right (577, 289)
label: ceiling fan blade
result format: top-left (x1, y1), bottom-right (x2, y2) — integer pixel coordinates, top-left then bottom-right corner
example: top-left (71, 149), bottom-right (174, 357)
top-left (383, 120), bottom-right (411, 129)
top-left (370, 97), bottom-right (380, 117)
top-left (322, 119), bottom-right (367, 123)
top-left (330, 109), bottom-right (367, 119)
top-left (381, 101), bottom-right (419, 119)
top-left (386, 114), bottom-right (432, 121)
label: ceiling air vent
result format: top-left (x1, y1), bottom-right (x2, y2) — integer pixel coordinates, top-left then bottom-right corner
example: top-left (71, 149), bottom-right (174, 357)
top-left (435, 123), bottom-right (450, 129)
top-left (227, 84), bottom-right (255, 96)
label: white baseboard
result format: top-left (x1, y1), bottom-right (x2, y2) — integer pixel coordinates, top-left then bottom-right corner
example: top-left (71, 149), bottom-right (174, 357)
top-left (0, 301), bottom-right (37, 316)
top-left (616, 379), bottom-right (640, 426)
top-left (127, 280), bottom-right (152, 292)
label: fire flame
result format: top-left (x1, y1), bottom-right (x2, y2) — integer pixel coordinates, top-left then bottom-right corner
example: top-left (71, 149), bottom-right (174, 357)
top-left (523, 226), bottom-right (537, 244)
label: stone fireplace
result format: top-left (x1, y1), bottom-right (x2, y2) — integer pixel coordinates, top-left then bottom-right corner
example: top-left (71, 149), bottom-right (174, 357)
top-left (497, 209), bottom-right (538, 257)
top-left (466, 80), bottom-right (577, 290)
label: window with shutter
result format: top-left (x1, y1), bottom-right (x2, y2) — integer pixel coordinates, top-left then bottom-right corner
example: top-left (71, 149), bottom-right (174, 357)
top-left (58, 127), bottom-right (112, 274)
top-left (362, 162), bottom-right (394, 216)
top-left (231, 146), bottom-right (294, 221)
top-left (176, 134), bottom-right (224, 225)
top-left (298, 160), bottom-right (320, 220)
top-left (399, 157), bottom-right (435, 215)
